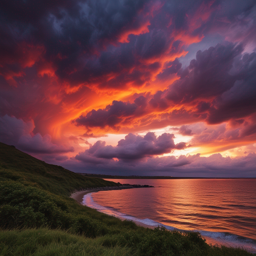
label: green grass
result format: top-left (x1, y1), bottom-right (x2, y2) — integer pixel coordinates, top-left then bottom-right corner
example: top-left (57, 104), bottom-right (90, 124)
top-left (0, 143), bottom-right (116, 196)
top-left (0, 228), bottom-right (253, 256)
top-left (0, 142), bottom-right (253, 255)
top-left (0, 228), bottom-right (132, 256)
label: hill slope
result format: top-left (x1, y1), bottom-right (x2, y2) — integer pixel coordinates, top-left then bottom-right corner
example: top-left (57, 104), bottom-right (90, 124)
top-left (0, 142), bottom-right (116, 196)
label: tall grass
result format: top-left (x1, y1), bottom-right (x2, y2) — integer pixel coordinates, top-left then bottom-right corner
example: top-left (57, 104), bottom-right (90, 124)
top-left (0, 228), bottom-right (132, 256)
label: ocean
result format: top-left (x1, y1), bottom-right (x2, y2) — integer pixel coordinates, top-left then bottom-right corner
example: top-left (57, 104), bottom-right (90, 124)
top-left (82, 179), bottom-right (256, 253)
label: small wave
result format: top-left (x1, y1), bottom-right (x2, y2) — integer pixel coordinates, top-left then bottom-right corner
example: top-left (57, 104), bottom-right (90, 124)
top-left (83, 193), bottom-right (161, 226)
top-left (83, 193), bottom-right (256, 254)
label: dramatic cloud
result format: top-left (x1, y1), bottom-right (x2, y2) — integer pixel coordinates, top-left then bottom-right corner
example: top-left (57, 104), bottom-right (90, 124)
top-left (166, 43), bottom-right (242, 103)
top-left (0, 115), bottom-right (73, 154)
top-left (68, 151), bottom-right (256, 177)
top-left (76, 132), bottom-right (186, 162)
top-left (74, 43), bottom-right (256, 132)
top-left (0, 0), bottom-right (256, 176)
top-left (208, 51), bottom-right (256, 124)
top-left (75, 98), bottom-right (147, 129)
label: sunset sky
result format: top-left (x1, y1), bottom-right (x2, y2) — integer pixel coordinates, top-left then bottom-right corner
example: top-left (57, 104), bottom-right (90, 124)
top-left (1, 0), bottom-right (256, 177)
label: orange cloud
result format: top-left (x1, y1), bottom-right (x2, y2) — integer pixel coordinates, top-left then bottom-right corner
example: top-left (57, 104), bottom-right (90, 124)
top-left (118, 21), bottom-right (151, 43)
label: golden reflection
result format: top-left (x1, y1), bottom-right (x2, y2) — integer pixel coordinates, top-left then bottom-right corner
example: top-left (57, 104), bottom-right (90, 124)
top-left (100, 179), bottom-right (256, 240)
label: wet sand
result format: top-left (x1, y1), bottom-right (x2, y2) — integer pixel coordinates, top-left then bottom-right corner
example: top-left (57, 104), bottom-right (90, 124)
top-left (70, 184), bottom-right (153, 205)
top-left (70, 187), bottom-right (256, 254)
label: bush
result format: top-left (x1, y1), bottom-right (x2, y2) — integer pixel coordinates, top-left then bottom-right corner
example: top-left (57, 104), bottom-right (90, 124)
top-left (0, 205), bottom-right (45, 229)
top-left (72, 217), bottom-right (98, 237)
top-left (0, 181), bottom-right (70, 229)
top-left (0, 181), bottom-right (107, 237)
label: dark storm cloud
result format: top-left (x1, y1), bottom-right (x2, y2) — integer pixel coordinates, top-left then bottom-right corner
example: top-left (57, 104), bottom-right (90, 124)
top-left (0, 0), bottom-right (224, 89)
top-left (156, 59), bottom-right (182, 81)
top-left (164, 43), bottom-right (256, 125)
top-left (74, 42), bottom-right (256, 131)
top-left (1, 0), bottom-right (256, 90)
top-left (134, 29), bottom-right (171, 59)
top-left (207, 51), bottom-right (256, 124)
top-left (217, 1), bottom-right (256, 44)
top-left (64, 27), bottom-right (176, 89)
top-left (75, 132), bottom-right (186, 162)
top-left (75, 98), bottom-right (147, 129)
top-left (80, 0), bottom-right (220, 89)
top-left (196, 101), bottom-right (211, 113)
top-left (0, 0), bottom-right (148, 48)
top-left (149, 91), bottom-right (169, 110)
top-left (0, 0), bottom-right (149, 85)
top-left (166, 43), bottom-right (243, 103)
top-left (165, 109), bottom-right (207, 125)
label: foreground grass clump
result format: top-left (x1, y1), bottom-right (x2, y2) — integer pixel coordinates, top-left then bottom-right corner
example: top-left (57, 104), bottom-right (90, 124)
top-left (0, 228), bottom-right (132, 256)
top-left (0, 143), bottom-right (253, 255)
top-left (0, 229), bottom-right (253, 256)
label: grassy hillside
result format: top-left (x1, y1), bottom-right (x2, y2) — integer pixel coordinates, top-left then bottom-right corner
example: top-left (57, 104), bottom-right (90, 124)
top-left (0, 143), bottom-right (116, 196)
top-left (0, 143), bottom-right (253, 256)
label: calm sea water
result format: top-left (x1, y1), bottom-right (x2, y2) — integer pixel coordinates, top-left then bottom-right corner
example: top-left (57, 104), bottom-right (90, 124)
top-left (83, 179), bottom-right (256, 252)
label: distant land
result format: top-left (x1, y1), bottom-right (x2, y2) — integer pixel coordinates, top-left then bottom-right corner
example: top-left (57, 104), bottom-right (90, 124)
top-left (81, 173), bottom-right (256, 179)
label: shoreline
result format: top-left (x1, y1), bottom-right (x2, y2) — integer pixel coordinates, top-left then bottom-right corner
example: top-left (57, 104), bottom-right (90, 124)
top-left (70, 184), bottom-right (154, 229)
top-left (70, 184), bottom-right (153, 205)
top-left (70, 186), bottom-right (256, 254)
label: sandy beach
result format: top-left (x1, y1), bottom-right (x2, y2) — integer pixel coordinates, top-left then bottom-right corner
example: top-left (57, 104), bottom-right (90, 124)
top-left (71, 184), bottom-right (153, 204)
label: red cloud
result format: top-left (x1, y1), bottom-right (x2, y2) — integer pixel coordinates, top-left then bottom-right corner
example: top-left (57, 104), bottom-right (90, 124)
top-left (118, 21), bottom-right (151, 43)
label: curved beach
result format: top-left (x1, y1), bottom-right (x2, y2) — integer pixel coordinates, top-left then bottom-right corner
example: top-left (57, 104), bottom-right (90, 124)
top-left (70, 184), bottom-right (154, 229)
top-left (71, 186), bottom-right (256, 254)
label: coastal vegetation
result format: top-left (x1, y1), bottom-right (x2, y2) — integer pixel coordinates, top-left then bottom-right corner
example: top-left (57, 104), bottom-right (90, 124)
top-left (0, 142), bottom-right (253, 256)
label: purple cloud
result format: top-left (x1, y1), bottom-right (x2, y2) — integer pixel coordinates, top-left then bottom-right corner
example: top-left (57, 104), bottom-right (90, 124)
top-left (67, 152), bottom-right (256, 177)
top-left (76, 132), bottom-right (186, 161)
top-left (75, 99), bottom-right (147, 129)
top-left (0, 115), bottom-right (73, 154)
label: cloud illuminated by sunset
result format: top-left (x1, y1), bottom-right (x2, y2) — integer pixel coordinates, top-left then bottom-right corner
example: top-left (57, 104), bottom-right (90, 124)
top-left (0, 0), bottom-right (256, 177)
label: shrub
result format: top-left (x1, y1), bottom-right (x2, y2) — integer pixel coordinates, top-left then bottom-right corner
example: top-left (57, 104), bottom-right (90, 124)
top-left (72, 217), bottom-right (98, 237)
